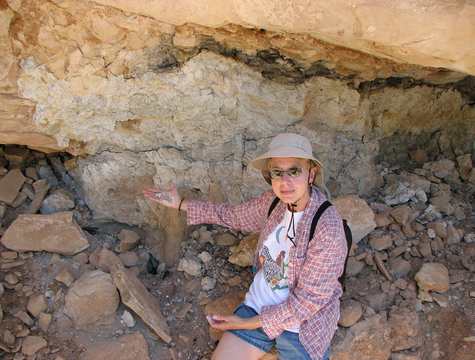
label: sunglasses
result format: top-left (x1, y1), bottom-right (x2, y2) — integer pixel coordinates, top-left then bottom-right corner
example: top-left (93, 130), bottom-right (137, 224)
top-left (268, 167), bottom-right (304, 180)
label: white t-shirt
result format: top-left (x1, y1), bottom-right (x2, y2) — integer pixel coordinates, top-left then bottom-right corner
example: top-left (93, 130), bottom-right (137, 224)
top-left (244, 208), bottom-right (304, 333)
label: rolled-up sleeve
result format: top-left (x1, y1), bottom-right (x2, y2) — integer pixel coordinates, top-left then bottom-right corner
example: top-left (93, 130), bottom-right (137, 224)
top-left (260, 209), bottom-right (347, 338)
top-left (186, 191), bottom-right (275, 233)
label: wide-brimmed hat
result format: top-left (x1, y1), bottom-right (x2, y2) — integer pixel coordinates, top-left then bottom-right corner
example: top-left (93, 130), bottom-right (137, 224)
top-left (250, 133), bottom-right (328, 194)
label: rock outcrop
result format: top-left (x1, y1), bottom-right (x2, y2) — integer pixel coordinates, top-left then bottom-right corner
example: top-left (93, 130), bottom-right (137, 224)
top-left (0, 0), bottom-right (474, 229)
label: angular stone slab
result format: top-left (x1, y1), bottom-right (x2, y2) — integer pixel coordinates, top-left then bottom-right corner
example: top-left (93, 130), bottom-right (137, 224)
top-left (26, 179), bottom-right (50, 214)
top-left (1, 212), bottom-right (89, 255)
top-left (0, 169), bottom-right (26, 205)
top-left (97, 248), bottom-right (171, 343)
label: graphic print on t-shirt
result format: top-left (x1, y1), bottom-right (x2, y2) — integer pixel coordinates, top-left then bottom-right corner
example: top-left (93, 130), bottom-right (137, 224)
top-left (258, 225), bottom-right (289, 290)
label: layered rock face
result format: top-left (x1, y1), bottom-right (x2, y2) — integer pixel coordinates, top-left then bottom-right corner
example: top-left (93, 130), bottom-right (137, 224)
top-left (1, 0), bottom-right (474, 226)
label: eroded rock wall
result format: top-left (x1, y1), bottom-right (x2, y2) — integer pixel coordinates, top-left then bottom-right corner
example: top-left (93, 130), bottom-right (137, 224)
top-left (0, 0), bottom-right (474, 226)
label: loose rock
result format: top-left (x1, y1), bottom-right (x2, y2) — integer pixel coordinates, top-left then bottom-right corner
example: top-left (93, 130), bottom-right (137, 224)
top-left (389, 258), bottom-right (412, 279)
top-left (215, 232), bottom-right (238, 246)
top-left (332, 314), bottom-right (392, 360)
top-left (333, 195), bottom-right (376, 243)
top-left (369, 232), bottom-right (393, 251)
top-left (338, 299), bottom-right (363, 327)
top-left (26, 179), bottom-right (50, 214)
top-left (55, 268), bottom-right (75, 287)
top-left (178, 258), bottom-right (202, 276)
top-left (464, 233), bottom-right (475, 243)
top-left (5, 273), bottom-right (19, 285)
top-left (446, 223), bottom-right (463, 245)
top-left (198, 251), bottom-right (212, 264)
top-left (1, 212), bottom-right (90, 255)
top-left (0, 169), bottom-right (26, 205)
top-left (119, 251), bottom-right (139, 267)
top-left (424, 159), bottom-right (456, 179)
top-left (27, 294), bottom-right (47, 318)
top-left (21, 335), bottom-right (47, 356)
top-left (121, 310), bottom-right (136, 328)
top-left (65, 270), bottom-right (119, 328)
top-left (40, 189), bottom-right (75, 214)
top-left (414, 263), bottom-right (449, 293)
top-left (228, 233), bottom-right (258, 267)
top-left (38, 312), bottom-right (52, 332)
top-left (117, 229), bottom-right (140, 252)
top-left (346, 257), bottom-right (365, 277)
top-left (201, 277), bottom-right (217, 291)
top-left (390, 205), bottom-right (414, 226)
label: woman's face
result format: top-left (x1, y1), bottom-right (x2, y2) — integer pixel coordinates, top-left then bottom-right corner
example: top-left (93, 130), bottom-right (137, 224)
top-left (268, 157), bottom-right (316, 208)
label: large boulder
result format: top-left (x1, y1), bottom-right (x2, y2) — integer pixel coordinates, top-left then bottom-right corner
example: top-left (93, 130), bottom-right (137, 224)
top-left (1, 212), bottom-right (90, 255)
top-left (65, 270), bottom-right (119, 328)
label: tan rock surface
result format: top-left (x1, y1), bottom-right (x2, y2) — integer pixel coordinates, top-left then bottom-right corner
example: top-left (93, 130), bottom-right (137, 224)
top-left (332, 314), bottom-right (393, 360)
top-left (228, 233), bottom-right (259, 267)
top-left (1, 212), bottom-right (90, 255)
top-left (0, 0), bottom-right (473, 231)
top-left (38, 312), bottom-right (52, 332)
top-left (0, 169), bottom-right (25, 205)
top-left (94, 0), bottom-right (475, 75)
top-left (65, 270), bottom-right (119, 328)
top-left (26, 179), bottom-right (50, 214)
top-left (21, 335), bottom-right (47, 356)
top-left (389, 308), bottom-right (422, 351)
top-left (26, 294), bottom-right (47, 318)
top-left (333, 195), bottom-right (376, 244)
top-left (414, 263), bottom-right (449, 293)
top-left (338, 299), bottom-right (363, 328)
top-left (118, 229), bottom-right (140, 252)
top-left (80, 332), bottom-right (150, 360)
top-left (0, 95), bottom-right (60, 151)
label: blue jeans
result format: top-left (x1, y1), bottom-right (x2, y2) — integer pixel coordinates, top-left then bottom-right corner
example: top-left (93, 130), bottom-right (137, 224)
top-left (229, 303), bottom-right (330, 360)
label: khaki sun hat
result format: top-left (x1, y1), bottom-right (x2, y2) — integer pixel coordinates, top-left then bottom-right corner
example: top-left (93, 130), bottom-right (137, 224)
top-left (250, 133), bottom-right (330, 197)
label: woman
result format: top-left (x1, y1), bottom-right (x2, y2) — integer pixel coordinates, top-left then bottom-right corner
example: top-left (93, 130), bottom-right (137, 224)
top-left (143, 133), bottom-right (347, 360)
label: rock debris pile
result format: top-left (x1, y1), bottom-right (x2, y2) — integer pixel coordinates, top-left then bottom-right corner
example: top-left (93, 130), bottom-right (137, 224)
top-left (0, 144), bottom-right (474, 360)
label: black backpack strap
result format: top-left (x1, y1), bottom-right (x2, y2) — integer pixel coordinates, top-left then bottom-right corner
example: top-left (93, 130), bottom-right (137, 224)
top-left (267, 197), bottom-right (280, 218)
top-left (339, 219), bottom-right (353, 289)
top-left (308, 201), bottom-right (353, 290)
top-left (308, 201), bottom-right (332, 242)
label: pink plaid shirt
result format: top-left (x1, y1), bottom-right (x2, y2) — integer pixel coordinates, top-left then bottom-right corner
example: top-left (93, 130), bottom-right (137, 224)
top-left (187, 187), bottom-right (347, 360)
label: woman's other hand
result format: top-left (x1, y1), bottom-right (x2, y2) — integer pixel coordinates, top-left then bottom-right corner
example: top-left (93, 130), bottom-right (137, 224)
top-left (206, 314), bottom-right (261, 331)
top-left (143, 184), bottom-right (183, 210)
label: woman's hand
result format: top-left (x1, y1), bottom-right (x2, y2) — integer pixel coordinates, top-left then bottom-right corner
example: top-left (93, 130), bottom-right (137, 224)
top-left (143, 184), bottom-right (183, 210)
top-left (206, 314), bottom-right (261, 331)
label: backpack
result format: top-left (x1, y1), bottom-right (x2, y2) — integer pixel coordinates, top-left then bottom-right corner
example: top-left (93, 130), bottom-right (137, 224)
top-left (267, 197), bottom-right (353, 289)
